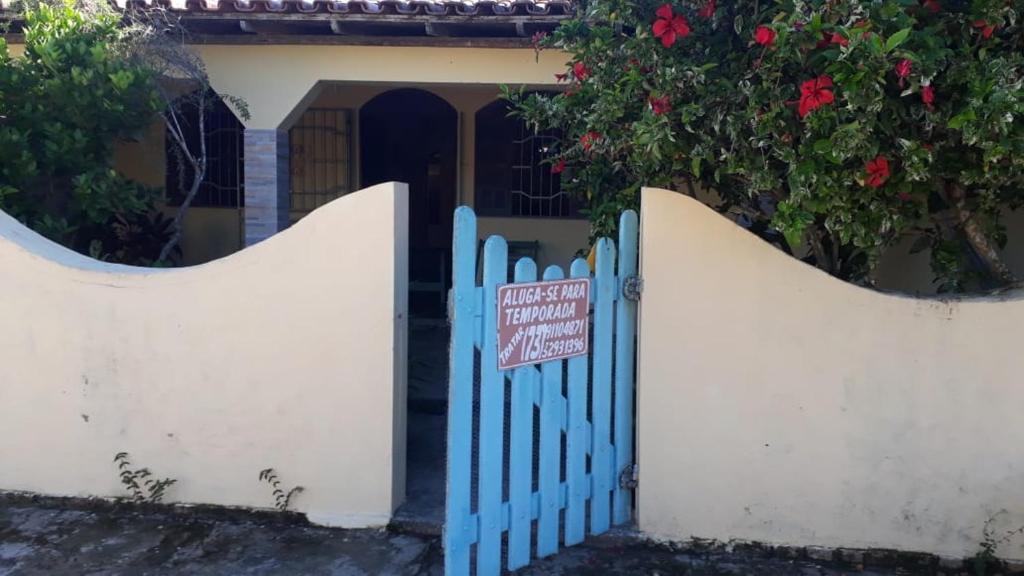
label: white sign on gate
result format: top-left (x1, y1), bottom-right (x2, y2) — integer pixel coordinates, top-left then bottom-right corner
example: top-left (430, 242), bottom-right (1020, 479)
top-left (496, 278), bottom-right (590, 371)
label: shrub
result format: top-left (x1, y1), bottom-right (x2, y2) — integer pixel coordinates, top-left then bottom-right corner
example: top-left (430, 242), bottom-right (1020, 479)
top-left (513, 0), bottom-right (1024, 291)
top-left (0, 2), bottom-right (166, 264)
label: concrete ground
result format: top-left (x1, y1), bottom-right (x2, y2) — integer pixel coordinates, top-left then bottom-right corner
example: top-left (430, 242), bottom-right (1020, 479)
top-left (396, 323), bottom-right (450, 533)
top-left (1, 492), bottom-right (947, 576)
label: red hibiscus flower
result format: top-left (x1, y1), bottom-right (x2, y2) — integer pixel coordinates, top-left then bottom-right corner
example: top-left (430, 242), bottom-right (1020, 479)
top-left (649, 95), bottom-right (672, 115)
top-left (531, 31), bottom-right (548, 50)
top-left (894, 59), bottom-right (912, 87)
top-left (554, 72), bottom-right (568, 82)
top-left (973, 20), bottom-right (996, 39)
top-left (920, 0), bottom-right (940, 13)
top-left (898, 191), bottom-right (913, 202)
top-left (798, 75), bottom-right (835, 118)
top-left (580, 131), bottom-right (601, 152)
top-left (894, 59), bottom-right (912, 79)
top-left (921, 85), bottom-right (935, 110)
top-left (652, 4), bottom-right (691, 48)
top-left (754, 25), bottom-right (776, 46)
top-left (573, 61), bottom-right (591, 81)
top-left (697, 0), bottom-right (716, 19)
top-left (550, 158), bottom-right (566, 174)
top-left (865, 156), bottom-right (891, 188)
top-left (830, 32), bottom-right (850, 47)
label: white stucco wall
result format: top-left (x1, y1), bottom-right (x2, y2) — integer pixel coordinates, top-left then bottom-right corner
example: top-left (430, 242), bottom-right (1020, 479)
top-left (637, 187), bottom-right (1024, 560)
top-left (0, 183), bottom-right (409, 528)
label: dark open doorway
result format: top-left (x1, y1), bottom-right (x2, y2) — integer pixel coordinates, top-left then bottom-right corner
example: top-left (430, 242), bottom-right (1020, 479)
top-left (360, 88), bottom-right (456, 529)
top-left (360, 88), bottom-right (458, 320)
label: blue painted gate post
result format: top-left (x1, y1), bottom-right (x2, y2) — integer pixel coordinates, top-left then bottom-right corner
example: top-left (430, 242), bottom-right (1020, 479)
top-left (613, 210), bottom-right (639, 524)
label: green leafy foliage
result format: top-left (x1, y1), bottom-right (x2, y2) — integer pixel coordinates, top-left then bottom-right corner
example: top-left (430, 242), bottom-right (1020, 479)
top-left (513, 0), bottom-right (1024, 290)
top-left (0, 2), bottom-right (166, 264)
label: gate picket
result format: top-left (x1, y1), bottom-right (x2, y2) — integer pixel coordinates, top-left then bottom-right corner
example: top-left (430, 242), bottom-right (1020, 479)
top-left (565, 258), bottom-right (591, 546)
top-left (444, 208), bottom-right (638, 576)
top-left (590, 238), bottom-right (616, 535)
top-left (537, 265), bottom-right (565, 558)
top-left (613, 211), bottom-right (639, 525)
top-left (477, 237), bottom-right (508, 575)
top-left (507, 258), bottom-right (538, 571)
top-left (444, 207), bottom-right (477, 576)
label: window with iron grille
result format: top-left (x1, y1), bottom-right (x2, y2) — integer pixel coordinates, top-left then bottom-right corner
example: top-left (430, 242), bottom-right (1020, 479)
top-left (289, 108), bottom-right (352, 217)
top-left (165, 92), bottom-right (244, 208)
top-left (474, 98), bottom-right (580, 219)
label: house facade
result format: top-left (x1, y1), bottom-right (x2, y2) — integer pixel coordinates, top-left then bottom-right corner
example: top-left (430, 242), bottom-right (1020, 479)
top-left (4, 0), bottom-right (588, 314)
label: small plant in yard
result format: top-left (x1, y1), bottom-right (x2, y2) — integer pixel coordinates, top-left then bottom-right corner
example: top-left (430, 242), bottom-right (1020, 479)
top-left (113, 452), bottom-right (177, 504)
top-left (972, 512), bottom-right (1024, 576)
top-left (258, 468), bottom-right (304, 512)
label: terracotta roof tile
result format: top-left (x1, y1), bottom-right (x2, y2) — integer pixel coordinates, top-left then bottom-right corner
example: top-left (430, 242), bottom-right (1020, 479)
top-left (103, 0), bottom-right (574, 16)
top-left (1, 0), bottom-right (571, 39)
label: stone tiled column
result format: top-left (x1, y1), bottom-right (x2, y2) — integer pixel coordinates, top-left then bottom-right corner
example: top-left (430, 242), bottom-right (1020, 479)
top-left (244, 129), bottom-right (290, 246)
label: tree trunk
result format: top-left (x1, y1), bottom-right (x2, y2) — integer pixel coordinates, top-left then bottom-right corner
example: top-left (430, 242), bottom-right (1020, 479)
top-left (157, 163), bottom-right (203, 264)
top-left (157, 94), bottom-right (208, 265)
top-left (945, 182), bottom-right (1016, 285)
top-left (807, 228), bottom-right (835, 275)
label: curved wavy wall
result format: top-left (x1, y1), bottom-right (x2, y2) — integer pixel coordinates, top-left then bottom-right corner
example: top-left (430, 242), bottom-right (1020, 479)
top-left (0, 183), bottom-right (408, 527)
top-left (638, 187), bottom-right (1024, 560)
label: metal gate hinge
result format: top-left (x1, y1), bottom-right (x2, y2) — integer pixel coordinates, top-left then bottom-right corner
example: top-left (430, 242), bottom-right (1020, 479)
top-left (622, 275), bottom-right (643, 302)
top-left (619, 464), bottom-right (638, 489)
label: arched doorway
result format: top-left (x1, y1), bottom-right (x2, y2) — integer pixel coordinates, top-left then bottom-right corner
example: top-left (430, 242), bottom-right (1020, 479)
top-left (361, 89), bottom-right (458, 319)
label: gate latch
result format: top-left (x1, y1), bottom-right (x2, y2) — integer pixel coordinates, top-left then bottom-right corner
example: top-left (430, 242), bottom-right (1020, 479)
top-left (619, 464), bottom-right (638, 489)
top-left (622, 275), bottom-right (643, 302)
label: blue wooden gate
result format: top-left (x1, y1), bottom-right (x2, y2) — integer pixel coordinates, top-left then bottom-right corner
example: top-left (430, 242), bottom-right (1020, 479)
top-left (444, 207), bottom-right (639, 575)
